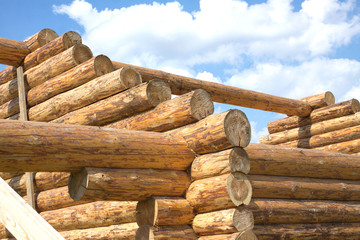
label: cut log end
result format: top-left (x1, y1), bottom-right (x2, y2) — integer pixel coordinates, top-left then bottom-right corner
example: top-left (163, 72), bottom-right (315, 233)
top-left (68, 169), bottom-right (88, 202)
top-left (63, 31), bottom-right (82, 49)
top-left (72, 44), bottom-right (93, 65)
top-left (136, 197), bottom-right (156, 226)
top-left (190, 89), bottom-right (214, 120)
top-left (227, 172), bottom-right (252, 206)
top-left (94, 55), bottom-right (114, 76)
top-left (236, 230), bottom-right (258, 240)
top-left (36, 28), bottom-right (59, 47)
top-left (224, 110), bottom-right (251, 148)
top-left (135, 225), bottom-right (154, 240)
top-left (351, 98), bottom-right (360, 113)
top-left (120, 66), bottom-right (143, 89)
top-left (324, 91), bottom-right (335, 106)
top-left (233, 206), bottom-right (254, 232)
top-left (230, 147), bottom-right (250, 174)
top-left (146, 79), bottom-right (172, 106)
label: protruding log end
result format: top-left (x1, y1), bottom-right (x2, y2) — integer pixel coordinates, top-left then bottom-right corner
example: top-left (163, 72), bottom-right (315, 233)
top-left (225, 109), bottom-right (251, 148)
top-left (93, 55), bottom-right (114, 76)
top-left (236, 230), bottom-right (258, 240)
top-left (136, 197), bottom-right (156, 226)
top-left (190, 89), bottom-right (214, 120)
top-left (230, 147), bottom-right (250, 174)
top-left (324, 91), bottom-right (335, 106)
top-left (136, 225), bottom-right (154, 240)
top-left (119, 66), bottom-right (143, 89)
top-left (227, 172), bottom-right (252, 206)
top-left (24, 28), bottom-right (59, 52)
top-left (72, 44), bottom-right (93, 65)
top-left (68, 168), bottom-right (88, 202)
top-left (63, 31), bottom-right (82, 49)
top-left (233, 206), bottom-right (254, 233)
top-left (351, 98), bottom-right (360, 113)
top-left (147, 79), bottom-right (172, 106)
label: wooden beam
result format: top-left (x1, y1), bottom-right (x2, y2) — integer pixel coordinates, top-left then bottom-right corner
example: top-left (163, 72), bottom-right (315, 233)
top-left (24, 28), bottom-right (58, 52)
top-left (0, 38), bottom-right (30, 66)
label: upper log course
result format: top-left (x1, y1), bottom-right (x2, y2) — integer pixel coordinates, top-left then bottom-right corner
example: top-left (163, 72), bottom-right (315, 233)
top-left (267, 99), bottom-right (360, 134)
top-left (191, 147), bottom-right (250, 180)
top-left (0, 66), bottom-right (16, 85)
top-left (315, 138), bottom-right (360, 154)
top-left (0, 38), bottom-right (30, 66)
top-left (51, 80), bottom-right (171, 126)
top-left (260, 112), bottom-right (360, 145)
top-left (197, 230), bottom-right (257, 240)
top-left (23, 31), bottom-right (81, 71)
top-left (136, 197), bottom-right (194, 226)
top-left (107, 89), bottom-right (214, 131)
top-left (0, 119), bottom-right (194, 172)
top-left (299, 91), bottom-right (335, 110)
top-left (246, 143), bottom-right (360, 180)
top-left (113, 61), bottom-right (312, 116)
top-left (24, 28), bottom-right (58, 52)
top-left (68, 167), bottom-right (190, 202)
top-left (135, 225), bottom-right (197, 240)
top-left (28, 66), bottom-right (141, 122)
top-left (169, 109), bottom-right (251, 154)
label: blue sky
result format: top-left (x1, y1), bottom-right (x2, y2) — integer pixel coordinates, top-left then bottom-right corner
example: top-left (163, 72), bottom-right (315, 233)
top-left (1, 0), bottom-right (360, 142)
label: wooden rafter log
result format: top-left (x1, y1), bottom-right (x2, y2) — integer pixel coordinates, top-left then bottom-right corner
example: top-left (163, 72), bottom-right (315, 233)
top-left (299, 91), bottom-right (335, 110)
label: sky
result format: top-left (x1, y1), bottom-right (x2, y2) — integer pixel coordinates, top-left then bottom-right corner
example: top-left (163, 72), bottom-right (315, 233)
top-left (1, 0), bottom-right (359, 142)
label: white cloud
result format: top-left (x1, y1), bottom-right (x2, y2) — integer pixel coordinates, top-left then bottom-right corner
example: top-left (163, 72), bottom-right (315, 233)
top-left (195, 71), bottom-right (221, 83)
top-left (250, 121), bottom-right (269, 143)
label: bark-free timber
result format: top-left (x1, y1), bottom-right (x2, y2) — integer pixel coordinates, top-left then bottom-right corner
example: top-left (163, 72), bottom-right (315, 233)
top-left (300, 91), bottom-right (335, 110)
top-left (186, 173), bottom-right (252, 213)
top-left (113, 61), bottom-right (312, 116)
top-left (107, 89), bottom-right (214, 131)
top-left (28, 66), bottom-right (141, 122)
top-left (0, 37), bottom-right (30, 66)
top-left (136, 197), bottom-right (194, 226)
top-left (192, 207), bottom-right (254, 236)
top-left (169, 109), bottom-right (251, 154)
top-left (191, 147), bottom-right (250, 180)
top-left (315, 138), bottom-right (360, 154)
top-left (0, 119), bottom-right (194, 172)
top-left (135, 225), bottom-right (197, 240)
top-left (69, 167), bottom-right (190, 202)
top-left (197, 230), bottom-right (257, 240)
top-left (267, 99), bottom-right (360, 134)
top-left (251, 199), bottom-right (360, 224)
top-left (0, 172), bottom-right (22, 180)
top-left (0, 66), bottom-right (16, 85)
top-left (260, 112), bottom-right (360, 145)
top-left (52, 80), bottom-right (171, 126)
top-left (246, 143), bottom-right (360, 180)
top-left (24, 28), bottom-right (58, 52)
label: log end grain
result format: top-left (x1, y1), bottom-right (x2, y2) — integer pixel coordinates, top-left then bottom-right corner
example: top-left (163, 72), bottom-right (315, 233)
top-left (72, 44), bottom-right (93, 65)
top-left (147, 79), bottom-right (172, 106)
top-left (236, 230), bottom-right (258, 240)
top-left (190, 89), bottom-right (214, 120)
top-left (63, 31), bottom-right (82, 49)
top-left (120, 66), bottom-right (143, 89)
top-left (351, 98), bottom-right (360, 113)
top-left (230, 147), bottom-right (250, 174)
top-left (24, 28), bottom-right (59, 52)
top-left (225, 110), bottom-right (251, 148)
top-left (227, 172), bottom-right (252, 206)
top-left (136, 197), bottom-right (157, 226)
top-left (234, 206), bottom-right (254, 233)
top-left (94, 55), bottom-right (114, 76)
top-left (324, 91), bottom-right (335, 106)
top-left (135, 225), bottom-right (154, 240)
top-left (68, 169), bottom-right (88, 202)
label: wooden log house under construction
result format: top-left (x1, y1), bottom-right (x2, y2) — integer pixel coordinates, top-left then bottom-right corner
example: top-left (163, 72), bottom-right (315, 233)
top-left (0, 28), bottom-right (359, 240)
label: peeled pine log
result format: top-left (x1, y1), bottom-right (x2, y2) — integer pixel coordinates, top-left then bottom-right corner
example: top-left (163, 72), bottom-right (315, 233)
top-left (0, 119), bottom-right (194, 172)
top-left (0, 37), bottom-right (30, 66)
top-left (113, 61), bottom-right (312, 116)
top-left (191, 147), bottom-right (250, 180)
top-left (260, 112), bottom-right (360, 145)
top-left (246, 143), bottom-right (360, 180)
top-left (23, 31), bottom-right (81, 71)
top-left (24, 28), bottom-right (58, 52)
top-left (135, 225), bottom-right (197, 240)
top-left (0, 172), bottom-right (22, 180)
top-left (107, 89), bottom-right (214, 131)
top-left (28, 66), bottom-right (141, 122)
top-left (169, 109), bottom-right (251, 154)
top-left (198, 230), bottom-right (257, 240)
top-left (192, 207), bottom-right (254, 236)
top-left (0, 66), bottom-right (16, 85)
top-left (249, 174), bottom-right (360, 201)
top-left (41, 201), bottom-right (136, 232)
top-left (186, 173), bottom-right (252, 213)
top-left (299, 91), bottom-right (335, 109)
top-left (52, 79), bottom-right (170, 126)
top-left (136, 197), bottom-right (194, 226)
top-left (315, 138), bottom-right (360, 154)
top-left (251, 199), bottom-right (360, 224)
top-left (69, 167), bottom-right (190, 202)
top-left (268, 99), bottom-right (360, 134)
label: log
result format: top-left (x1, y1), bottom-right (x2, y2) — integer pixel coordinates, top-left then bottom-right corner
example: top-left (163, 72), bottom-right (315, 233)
top-left (186, 173), bottom-right (252, 213)
top-left (267, 99), bottom-right (360, 134)
top-left (23, 31), bottom-right (81, 71)
top-left (0, 172), bottom-right (22, 180)
top-left (260, 112), bottom-right (360, 145)
top-left (24, 28), bottom-right (59, 52)
top-left (107, 89), bottom-right (214, 131)
top-left (299, 91), bottom-right (335, 109)
top-left (135, 225), bottom-right (197, 240)
top-left (28, 66), bottom-right (141, 122)
top-left (249, 174), bottom-right (360, 201)
top-left (68, 167), bottom-right (190, 202)
top-left (280, 124), bottom-right (360, 148)
top-left (41, 201), bottom-right (136, 232)
top-left (192, 207), bottom-right (254, 236)
top-left (0, 66), bottom-right (16, 85)
top-left (169, 109), bottom-right (251, 154)
top-left (136, 197), bottom-right (194, 226)
top-left (198, 230), bottom-right (257, 240)
top-left (113, 61), bottom-right (312, 116)
top-left (0, 37), bottom-right (30, 66)
top-left (191, 147), bottom-right (250, 180)
top-left (315, 138), bottom-right (360, 154)
top-left (246, 143), bottom-right (360, 180)
top-left (253, 223), bottom-right (360, 240)
top-left (51, 79), bottom-right (171, 126)
top-left (251, 199), bottom-right (360, 224)
top-left (0, 119), bottom-right (194, 172)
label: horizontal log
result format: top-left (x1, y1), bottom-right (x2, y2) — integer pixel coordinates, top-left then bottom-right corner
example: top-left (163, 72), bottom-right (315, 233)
top-left (136, 197), bottom-right (194, 226)
top-left (69, 167), bottom-right (190, 202)
top-left (51, 79), bottom-right (171, 126)
top-left (0, 66), bottom-right (16, 85)
top-left (191, 147), bottom-right (250, 180)
top-left (28, 66), bottom-right (141, 122)
top-left (251, 198), bottom-right (360, 224)
top-left (315, 138), bottom-right (360, 154)
top-left (135, 225), bottom-right (197, 240)
top-left (23, 31), bottom-right (81, 71)
top-left (113, 61), bottom-right (312, 116)
top-left (246, 143), bottom-right (360, 180)
top-left (186, 173), bottom-right (252, 213)
top-left (0, 119), bottom-right (194, 172)
top-left (299, 91), bottom-right (335, 110)
top-left (267, 99), bottom-right (360, 134)
top-left (169, 109), bottom-right (251, 154)
top-left (0, 172), bottom-right (22, 180)
top-left (249, 174), bottom-right (360, 201)
top-left (198, 230), bottom-right (257, 240)
top-left (0, 37), bottom-right (30, 66)
top-left (107, 89), bottom-right (214, 131)
top-left (192, 207), bottom-right (254, 236)
top-left (260, 112), bottom-right (360, 145)
top-left (24, 28), bottom-right (58, 52)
